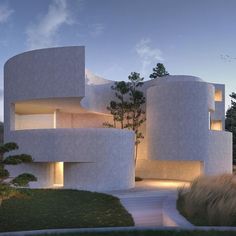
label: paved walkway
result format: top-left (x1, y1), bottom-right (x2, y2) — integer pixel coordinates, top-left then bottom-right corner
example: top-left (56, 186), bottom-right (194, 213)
top-left (108, 179), bottom-right (191, 227)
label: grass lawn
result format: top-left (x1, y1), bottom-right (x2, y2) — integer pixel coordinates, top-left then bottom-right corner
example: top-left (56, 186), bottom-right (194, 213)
top-left (0, 189), bottom-right (134, 232)
top-left (37, 230), bottom-right (236, 236)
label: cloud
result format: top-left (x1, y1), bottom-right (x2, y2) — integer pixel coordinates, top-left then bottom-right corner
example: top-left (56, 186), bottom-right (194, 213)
top-left (26, 0), bottom-right (73, 49)
top-left (89, 23), bottom-right (104, 37)
top-left (135, 38), bottom-right (163, 75)
top-left (0, 4), bottom-right (14, 23)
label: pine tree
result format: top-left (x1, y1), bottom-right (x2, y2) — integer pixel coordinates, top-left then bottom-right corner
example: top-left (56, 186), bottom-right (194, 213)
top-left (149, 63), bottom-right (169, 79)
top-left (104, 81), bottom-right (129, 129)
top-left (104, 72), bottom-right (146, 165)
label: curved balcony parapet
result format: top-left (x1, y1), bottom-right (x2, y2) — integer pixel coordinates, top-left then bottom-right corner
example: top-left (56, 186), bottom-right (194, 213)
top-left (6, 128), bottom-right (135, 163)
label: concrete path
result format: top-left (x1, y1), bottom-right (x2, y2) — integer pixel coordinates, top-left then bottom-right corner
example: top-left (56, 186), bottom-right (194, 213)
top-left (108, 179), bottom-right (191, 227)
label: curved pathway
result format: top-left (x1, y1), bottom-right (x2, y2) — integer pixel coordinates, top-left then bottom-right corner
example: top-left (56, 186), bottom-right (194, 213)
top-left (108, 179), bottom-right (192, 227)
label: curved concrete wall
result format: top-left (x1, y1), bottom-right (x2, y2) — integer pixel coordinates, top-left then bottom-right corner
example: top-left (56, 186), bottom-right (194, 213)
top-left (6, 128), bottom-right (134, 162)
top-left (64, 160), bottom-right (134, 191)
top-left (4, 46), bottom-right (85, 101)
top-left (4, 46), bottom-right (86, 141)
top-left (6, 128), bottom-right (135, 191)
top-left (146, 81), bottom-right (214, 161)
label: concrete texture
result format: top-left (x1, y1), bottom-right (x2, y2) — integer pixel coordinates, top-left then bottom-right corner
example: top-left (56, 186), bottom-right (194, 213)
top-left (5, 128), bottom-right (135, 191)
top-left (108, 180), bottom-right (192, 227)
top-left (206, 130), bottom-right (232, 175)
top-left (4, 46), bottom-right (135, 191)
top-left (138, 77), bottom-right (232, 179)
top-left (136, 160), bottom-right (202, 181)
top-left (146, 81), bottom-right (213, 162)
top-left (4, 46), bottom-right (85, 101)
top-left (3, 46), bottom-right (232, 191)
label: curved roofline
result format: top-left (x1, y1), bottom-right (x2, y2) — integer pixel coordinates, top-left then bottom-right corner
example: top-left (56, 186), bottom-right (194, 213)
top-left (164, 75), bottom-right (204, 82)
top-left (86, 71), bottom-right (205, 85)
top-left (4, 46), bottom-right (85, 67)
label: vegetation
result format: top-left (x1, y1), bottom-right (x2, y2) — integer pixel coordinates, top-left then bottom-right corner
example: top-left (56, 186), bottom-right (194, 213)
top-left (225, 92), bottom-right (236, 164)
top-left (104, 72), bottom-right (146, 163)
top-left (105, 81), bottom-right (130, 128)
top-left (36, 230), bottom-right (236, 236)
top-left (177, 174), bottom-right (236, 226)
top-left (0, 142), bottom-right (37, 205)
top-left (0, 189), bottom-right (134, 232)
top-left (149, 63), bottom-right (169, 78)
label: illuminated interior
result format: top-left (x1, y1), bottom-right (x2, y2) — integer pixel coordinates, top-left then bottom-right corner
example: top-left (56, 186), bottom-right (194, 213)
top-left (15, 114), bottom-right (54, 130)
top-left (210, 120), bottom-right (222, 131)
top-left (215, 90), bottom-right (223, 102)
top-left (54, 162), bottom-right (64, 187)
top-left (135, 179), bottom-right (190, 189)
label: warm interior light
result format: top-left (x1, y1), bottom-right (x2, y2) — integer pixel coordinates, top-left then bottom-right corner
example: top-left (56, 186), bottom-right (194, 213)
top-left (136, 180), bottom-right (190, 189)
top-left (54, 162), bottom-right (64, 187)
top-left (210, 120), bottom-right (222, 131)
top-left (215, 90), bottom-right (223, 102)
top-left (15, 114), bottom-right (54, 130)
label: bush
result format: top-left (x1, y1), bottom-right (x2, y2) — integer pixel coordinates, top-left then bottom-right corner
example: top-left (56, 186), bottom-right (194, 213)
top-left (0, 184), bottom-right (18, 206)
top-left (177, 174), bottom-right (236, 226)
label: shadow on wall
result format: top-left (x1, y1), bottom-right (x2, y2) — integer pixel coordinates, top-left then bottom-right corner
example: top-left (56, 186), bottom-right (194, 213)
top-left (0, 122), bottom-right (3, 144)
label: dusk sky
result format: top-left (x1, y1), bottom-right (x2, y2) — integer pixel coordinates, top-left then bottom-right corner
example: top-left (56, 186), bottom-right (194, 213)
top-left (0, 0), bottom-right (236, 121)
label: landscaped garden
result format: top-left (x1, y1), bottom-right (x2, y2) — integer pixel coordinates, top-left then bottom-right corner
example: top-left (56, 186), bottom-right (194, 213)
top-left (177, 174), bottom-right (236, 226)
top-left (0, 189), bottom-right (134, 232)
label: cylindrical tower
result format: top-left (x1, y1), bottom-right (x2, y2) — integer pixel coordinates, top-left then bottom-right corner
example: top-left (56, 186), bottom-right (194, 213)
top-left (146, 76), bottom-right (214, 162)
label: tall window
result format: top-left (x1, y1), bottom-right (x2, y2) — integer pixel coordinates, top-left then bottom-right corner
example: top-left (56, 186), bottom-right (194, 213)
top-left (215, 90), bottom-right (223, 102)
top-left (54, 162), bottom-right (64, 187)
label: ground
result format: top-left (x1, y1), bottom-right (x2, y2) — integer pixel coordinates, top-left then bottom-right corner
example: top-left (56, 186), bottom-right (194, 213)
top-left (107, 179), bottom-right (190, 227)
top-left (0, 189), bottom-right (134, 232)
top-left (35, 231), bottom-right (236, 236)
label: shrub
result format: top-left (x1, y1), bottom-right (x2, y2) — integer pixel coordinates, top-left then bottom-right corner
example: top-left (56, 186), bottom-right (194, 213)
top-left (177, 174), bottom-right (236, 226)
top-left (0, 142), bottom-right (37, 206)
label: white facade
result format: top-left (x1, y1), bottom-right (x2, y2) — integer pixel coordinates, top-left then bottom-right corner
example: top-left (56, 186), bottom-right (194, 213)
top-left (4, 46), bottom-right (232, 190)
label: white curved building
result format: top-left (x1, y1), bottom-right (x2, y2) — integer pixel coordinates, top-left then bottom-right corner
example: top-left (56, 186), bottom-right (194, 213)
top-left (4, 46), bottom-right (232, 190)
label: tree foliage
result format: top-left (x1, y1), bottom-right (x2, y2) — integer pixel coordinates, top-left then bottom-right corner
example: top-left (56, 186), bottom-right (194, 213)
top-left (104, 81), bottom-right (130, 129)
top-left (149, 63), bottom-right (169, 79)
top-left (126, 73), bottom-right (146, 150)
top-left (0, 142), bottom-right (37, 205)
top-left (225, 93), bottom-right (236, 164)
top-left (104, 72), bottom-right (146, 164)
